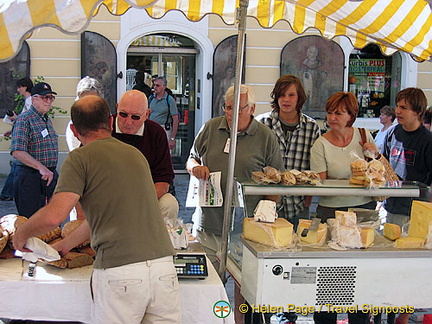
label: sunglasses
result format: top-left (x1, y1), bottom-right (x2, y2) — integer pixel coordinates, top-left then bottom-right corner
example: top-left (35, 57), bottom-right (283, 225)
top-left (118, 111), bottom-right (143, 120)
top-left (34, 95), bottom-right (55, 102)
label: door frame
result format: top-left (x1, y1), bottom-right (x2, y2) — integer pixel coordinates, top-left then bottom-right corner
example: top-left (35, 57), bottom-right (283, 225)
top-left (117, 9), bottom-right (214, 136)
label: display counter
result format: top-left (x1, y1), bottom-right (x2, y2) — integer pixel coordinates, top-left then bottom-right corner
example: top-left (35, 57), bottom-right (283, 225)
top-left (227, 180), bottom-right (432, 310)
top-left (241, 238), bottom-right (432, 308)
top-left (0, 258), bottom-right (234, 324)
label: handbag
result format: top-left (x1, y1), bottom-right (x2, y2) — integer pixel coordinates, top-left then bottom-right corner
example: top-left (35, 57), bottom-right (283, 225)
top-left (359, 128), bottom-right (399, 201)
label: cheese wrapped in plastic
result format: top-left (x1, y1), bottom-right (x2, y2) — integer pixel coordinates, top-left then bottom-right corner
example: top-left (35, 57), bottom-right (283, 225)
top-left (335, 211), bottom-right (357, 227)
top-left (253, 200), bottom-right (277, 223)
top-left (243, 218), bottom-right (293, 248)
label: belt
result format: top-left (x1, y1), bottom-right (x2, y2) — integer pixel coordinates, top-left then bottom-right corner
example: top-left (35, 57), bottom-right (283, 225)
top-left (17, 165), bottom-right (57, 172)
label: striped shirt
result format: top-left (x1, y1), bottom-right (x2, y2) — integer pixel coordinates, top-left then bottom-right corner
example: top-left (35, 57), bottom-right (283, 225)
top-left (256, 110), bottom-right (320, 219)
top-left (11, 106), bottom-right (58, 169)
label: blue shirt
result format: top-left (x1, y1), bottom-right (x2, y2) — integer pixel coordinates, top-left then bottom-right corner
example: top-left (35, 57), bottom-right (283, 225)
top-left (148, 92), bottom-right (178, 126)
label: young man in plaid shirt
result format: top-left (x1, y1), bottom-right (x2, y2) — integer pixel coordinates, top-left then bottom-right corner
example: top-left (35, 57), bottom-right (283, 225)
top-left (256, 75), bottom-right (320, 227)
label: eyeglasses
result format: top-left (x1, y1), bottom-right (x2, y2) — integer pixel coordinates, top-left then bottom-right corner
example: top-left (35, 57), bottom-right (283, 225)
top-left (222, 103), bottom-right (249, 114)
top-left (118, 111), bottom-right (143, 120)
top-left (153, 84), bottom-right (163, 87)
top-left (34, 95), bottom-right (55, 102)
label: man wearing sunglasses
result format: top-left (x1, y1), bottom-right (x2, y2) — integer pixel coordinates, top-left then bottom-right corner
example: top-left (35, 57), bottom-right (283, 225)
top-left (148, 76), bottom-right (179, 150)
top-left (10, 82), bottom-right (59, 218)
top-left (113, 90), bottom-right (178, 221)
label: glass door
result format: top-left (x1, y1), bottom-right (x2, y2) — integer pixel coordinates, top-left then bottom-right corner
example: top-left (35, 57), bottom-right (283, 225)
top-left (127, 52), bottom-right (196, 170)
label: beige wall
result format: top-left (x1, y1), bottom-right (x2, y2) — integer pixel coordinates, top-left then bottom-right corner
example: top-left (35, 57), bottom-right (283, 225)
top-left (1, 7), bottom-right (432, 174)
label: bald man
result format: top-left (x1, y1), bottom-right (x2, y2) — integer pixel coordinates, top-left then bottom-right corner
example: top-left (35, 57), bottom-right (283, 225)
top-left (113, 90), bottom-right (178, 220)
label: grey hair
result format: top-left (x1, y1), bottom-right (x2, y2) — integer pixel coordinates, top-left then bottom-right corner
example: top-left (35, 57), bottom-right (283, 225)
top-left (154, 76), bottom-right (167, 86)
top-left (75, 76), bottom-right (104, 100)
top-left (224, 84), bottom-right (256, 106)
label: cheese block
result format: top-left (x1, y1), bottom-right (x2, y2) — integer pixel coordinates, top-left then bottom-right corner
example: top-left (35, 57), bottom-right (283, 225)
top-left (243, 218), bottom-right (293, 248)
top-left (383, 223), bottom-right (401, 241)
top-left (395, 236), bottom-right (425, 249)
top-left (408, 201), bottom-right (432, 239)
top-left (297, 220), bottom-right (327, 245)
top-left (360, 227), bottom-right (374, 248)
top-left (335, 211), bottom-right (357, 227)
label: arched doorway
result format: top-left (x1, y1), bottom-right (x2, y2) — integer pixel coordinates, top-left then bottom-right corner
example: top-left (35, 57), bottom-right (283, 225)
top-left (117, 9), bottom-right (214, 171)
top-left (126, 33), bottom-right (197, 170)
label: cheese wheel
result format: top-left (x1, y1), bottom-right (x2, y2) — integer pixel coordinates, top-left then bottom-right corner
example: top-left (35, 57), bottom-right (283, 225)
top-left (243, 218), bottom-right (293, 248)
top-left (383, 223), bottom-right (401, 241)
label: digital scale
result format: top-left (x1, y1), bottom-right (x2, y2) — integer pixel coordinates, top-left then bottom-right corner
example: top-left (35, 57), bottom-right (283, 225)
top-left (173, 241), bottom-right (208, 279)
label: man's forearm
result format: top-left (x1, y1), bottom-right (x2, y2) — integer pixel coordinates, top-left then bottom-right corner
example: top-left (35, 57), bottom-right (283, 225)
top-left (154, 182), bottom-right (170, 200)
top-left (12, 150), bottom-right (45, 171)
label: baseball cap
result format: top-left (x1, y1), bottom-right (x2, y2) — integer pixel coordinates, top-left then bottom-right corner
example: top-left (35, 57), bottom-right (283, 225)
top-left (31, 82), bottom-right (57, 96)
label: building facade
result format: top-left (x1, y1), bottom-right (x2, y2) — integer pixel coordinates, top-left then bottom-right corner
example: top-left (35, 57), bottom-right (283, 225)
top-left (0, 5), bottom-right (430, 173)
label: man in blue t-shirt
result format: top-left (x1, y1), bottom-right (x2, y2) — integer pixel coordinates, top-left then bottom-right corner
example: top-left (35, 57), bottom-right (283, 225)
top-left (149, 76), bottom-right (179, 150)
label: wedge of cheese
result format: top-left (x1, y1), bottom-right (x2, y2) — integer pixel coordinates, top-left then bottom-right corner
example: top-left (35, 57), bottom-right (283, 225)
top-left (243, 218), bottom-right (293, 248)
top-left (360, 227), bottom-right (375, 248)
top-left (335, 211), bottom-right (357, 227)
top-left (297, 220), bottom-right (327, 245)
top-left (408, 201), bottom-right (432, 239)
top-left (383, 223), bottom-right (401, 241)
top-left (395, 236), bottom-right (425, 249)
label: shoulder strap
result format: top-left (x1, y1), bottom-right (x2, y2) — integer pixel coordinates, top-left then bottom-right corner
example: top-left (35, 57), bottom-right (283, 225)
top-left (148, 94), bottom-right (155, 104)
top-left (165, 94), bottom-right (172, 124)
top-left (359, 128), bottom-right (367, 144)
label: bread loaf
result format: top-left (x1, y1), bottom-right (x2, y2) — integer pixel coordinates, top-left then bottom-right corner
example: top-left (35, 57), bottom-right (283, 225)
top-left (46, 252), bottom-right (94, 269)
top-left (64, 252), bottom-right (94, 268)
top-left (38, 227), bottom-right (61, 243)
top-left (62, 220), bottom-right (90, 247)
top-left (280, 171), bottom-right (296, 186)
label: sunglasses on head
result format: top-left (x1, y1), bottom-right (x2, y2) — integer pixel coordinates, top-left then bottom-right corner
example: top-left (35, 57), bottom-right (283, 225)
top-left (118, 111), bottom-right (143, 120)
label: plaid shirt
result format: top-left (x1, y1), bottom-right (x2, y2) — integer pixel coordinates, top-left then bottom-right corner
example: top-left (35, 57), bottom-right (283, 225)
top-left (11, 106), bottom-right (58, 169)
top-left (256, 110), bottom-right (320, 219)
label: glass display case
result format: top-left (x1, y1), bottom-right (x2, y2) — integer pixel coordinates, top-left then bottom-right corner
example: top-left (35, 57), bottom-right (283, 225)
top-left (228, 180), bottom-right (431, 278)
top-left (227, 180), bottom-right (432, 307)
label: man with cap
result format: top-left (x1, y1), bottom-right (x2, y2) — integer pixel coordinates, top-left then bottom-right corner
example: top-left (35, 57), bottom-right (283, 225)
top-left (11, 82), bottom-right (59, 217)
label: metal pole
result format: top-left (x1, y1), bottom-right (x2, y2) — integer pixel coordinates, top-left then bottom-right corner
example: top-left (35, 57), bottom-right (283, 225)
top-left (218, 0), bottom-right (249, 281)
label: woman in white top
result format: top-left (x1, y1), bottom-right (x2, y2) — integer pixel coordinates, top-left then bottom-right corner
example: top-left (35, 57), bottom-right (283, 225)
top-left (310, 92), bottom-right (378, 222)
top-left (310, 91), bottom-right (379, 324)
top-left (374, 105), bottom-right (396, 152)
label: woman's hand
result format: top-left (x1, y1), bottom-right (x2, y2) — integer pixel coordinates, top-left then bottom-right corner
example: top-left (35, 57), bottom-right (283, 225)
top-left (360, 141), bottom-right (379, 159)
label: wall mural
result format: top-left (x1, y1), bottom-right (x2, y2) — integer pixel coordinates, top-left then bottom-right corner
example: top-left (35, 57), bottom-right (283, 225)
top-left (281, 35), bottom-right (344, 119)
top-left (212, 35), bottom-right (245, 118)
top-left (81, 31), bottom-right (117, 114)
top-left (0, 43), bottom-right (30, 117)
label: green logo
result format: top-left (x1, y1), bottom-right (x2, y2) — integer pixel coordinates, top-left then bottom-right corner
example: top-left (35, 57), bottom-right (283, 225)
top-left (213, 300), bottom-right (231, 318)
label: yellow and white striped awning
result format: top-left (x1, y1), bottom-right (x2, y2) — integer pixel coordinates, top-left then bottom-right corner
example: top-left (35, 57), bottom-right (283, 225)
top-left (1, 0), bottom-right (432, 62)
